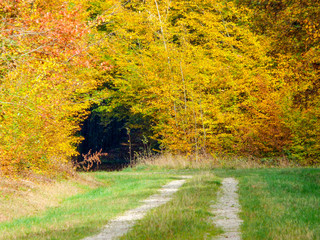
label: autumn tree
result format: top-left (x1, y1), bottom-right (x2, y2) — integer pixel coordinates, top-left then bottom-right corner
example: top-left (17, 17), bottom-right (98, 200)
top-left (234, 0), bottom-right (320, 163)
top-left (88, 0), bottom-right (290, 159)
top-left (1, 0), bottom-right (317, 176)
top-left (0, 0), bottom-right (105, 175)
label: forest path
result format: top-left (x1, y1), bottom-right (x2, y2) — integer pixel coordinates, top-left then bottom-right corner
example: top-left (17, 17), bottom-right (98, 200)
top-left (83, 176), bottom-right (192, 240)
top-left (210, 178), bottom-right (243, 240)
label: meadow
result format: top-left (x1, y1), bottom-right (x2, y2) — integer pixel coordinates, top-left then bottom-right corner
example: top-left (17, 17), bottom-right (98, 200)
top-left (1, 159), bottom-right (319, 240)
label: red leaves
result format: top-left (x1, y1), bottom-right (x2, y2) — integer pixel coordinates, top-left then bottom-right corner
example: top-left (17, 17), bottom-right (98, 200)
top-left (1, 0), bottom-right (91, 65)
top-left (100, 61), bottom-right (114, 71)
top-left (0, 0), bottom-right (102, 176)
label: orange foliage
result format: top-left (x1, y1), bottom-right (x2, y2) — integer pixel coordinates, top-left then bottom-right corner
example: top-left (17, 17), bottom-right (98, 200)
top-left (1, 0), bottom-right (319, 175)
top-left (0, 0), bottom-right (102, 175)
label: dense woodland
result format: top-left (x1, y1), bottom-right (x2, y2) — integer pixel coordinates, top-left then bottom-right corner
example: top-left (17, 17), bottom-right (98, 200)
top-left (0, 0), bottom-right (319, 176)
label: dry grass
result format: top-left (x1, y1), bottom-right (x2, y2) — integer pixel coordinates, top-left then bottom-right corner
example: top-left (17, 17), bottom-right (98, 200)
top-left (0, 172), bottom-right (101, 223)
top-left (135, 153), bottom-right (298, 169)
top-left (0, 171), bottom-right (176, 240)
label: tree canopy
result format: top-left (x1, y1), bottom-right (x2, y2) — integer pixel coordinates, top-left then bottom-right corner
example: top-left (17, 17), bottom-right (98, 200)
top-left (1, 0), bottom-right (319, 176)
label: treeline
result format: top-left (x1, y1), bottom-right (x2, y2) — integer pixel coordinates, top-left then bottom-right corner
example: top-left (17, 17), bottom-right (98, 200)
top-left (92, 0), bottom-right (319, 164)
top-left (0, 0), bottom-right (319, 176)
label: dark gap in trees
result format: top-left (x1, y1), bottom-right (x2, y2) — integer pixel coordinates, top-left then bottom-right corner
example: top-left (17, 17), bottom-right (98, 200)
top-left (77, 107), bottom-right (158, 171)
top-left (77, 111), bottom-right (130, 171)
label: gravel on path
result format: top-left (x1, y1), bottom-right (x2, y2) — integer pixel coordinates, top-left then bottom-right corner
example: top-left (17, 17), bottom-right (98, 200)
top-left (83, 176), bottom-right (192, 240)
top-left (210, 178), bottom-right (242, 240)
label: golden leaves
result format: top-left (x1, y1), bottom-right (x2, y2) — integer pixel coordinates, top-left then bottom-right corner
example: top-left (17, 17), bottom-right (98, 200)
top-left (0, 0), bottom-right (102, 176)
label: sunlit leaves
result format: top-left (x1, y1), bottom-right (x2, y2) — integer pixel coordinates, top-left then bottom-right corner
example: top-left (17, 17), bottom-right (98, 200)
top-left (91, 0), bottom-right (291, 157)
top-left (0, 0), bottom-right (102, 175)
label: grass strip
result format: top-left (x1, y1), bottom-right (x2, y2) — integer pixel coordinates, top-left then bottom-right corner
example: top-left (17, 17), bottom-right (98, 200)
top-left (214, 168), bottom-right (320, 240)
top-left (0, 171), bottom-right (176, 240)
top-left (120, 172), bottom-right (222, 240)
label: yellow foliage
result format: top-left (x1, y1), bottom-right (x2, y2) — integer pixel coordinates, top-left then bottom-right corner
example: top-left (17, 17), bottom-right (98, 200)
top-left (0, 0), bottom-right (103, 176)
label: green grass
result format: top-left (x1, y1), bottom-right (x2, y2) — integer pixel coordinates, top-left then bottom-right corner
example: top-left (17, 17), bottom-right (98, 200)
top-left (120, 172), bottom-right (222, 240)
top-left (0, 170), bottom-right (177, 240)
top-left (214, 168), bottom-right (320, 240)
top-left (2, 166), bottom-right (319, 240)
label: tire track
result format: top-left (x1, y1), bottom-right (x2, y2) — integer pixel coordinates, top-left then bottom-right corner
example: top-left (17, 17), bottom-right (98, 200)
top-left (84, 176), bottom-right (192, 240)
top-left (211, 178), bottom-right (242, 240)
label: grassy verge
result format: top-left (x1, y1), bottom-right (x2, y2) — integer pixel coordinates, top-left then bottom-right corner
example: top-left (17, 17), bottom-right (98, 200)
top-left (214, 168), bottom-right (320, 240)
top-left (120, 172), bottom-right (222, 240)
top-left (135, 153), bottom-right (298, 170)
top-left (0, 170), bottom-right (177, 240)
top-left (0, 174), bottom-right (100, 223)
